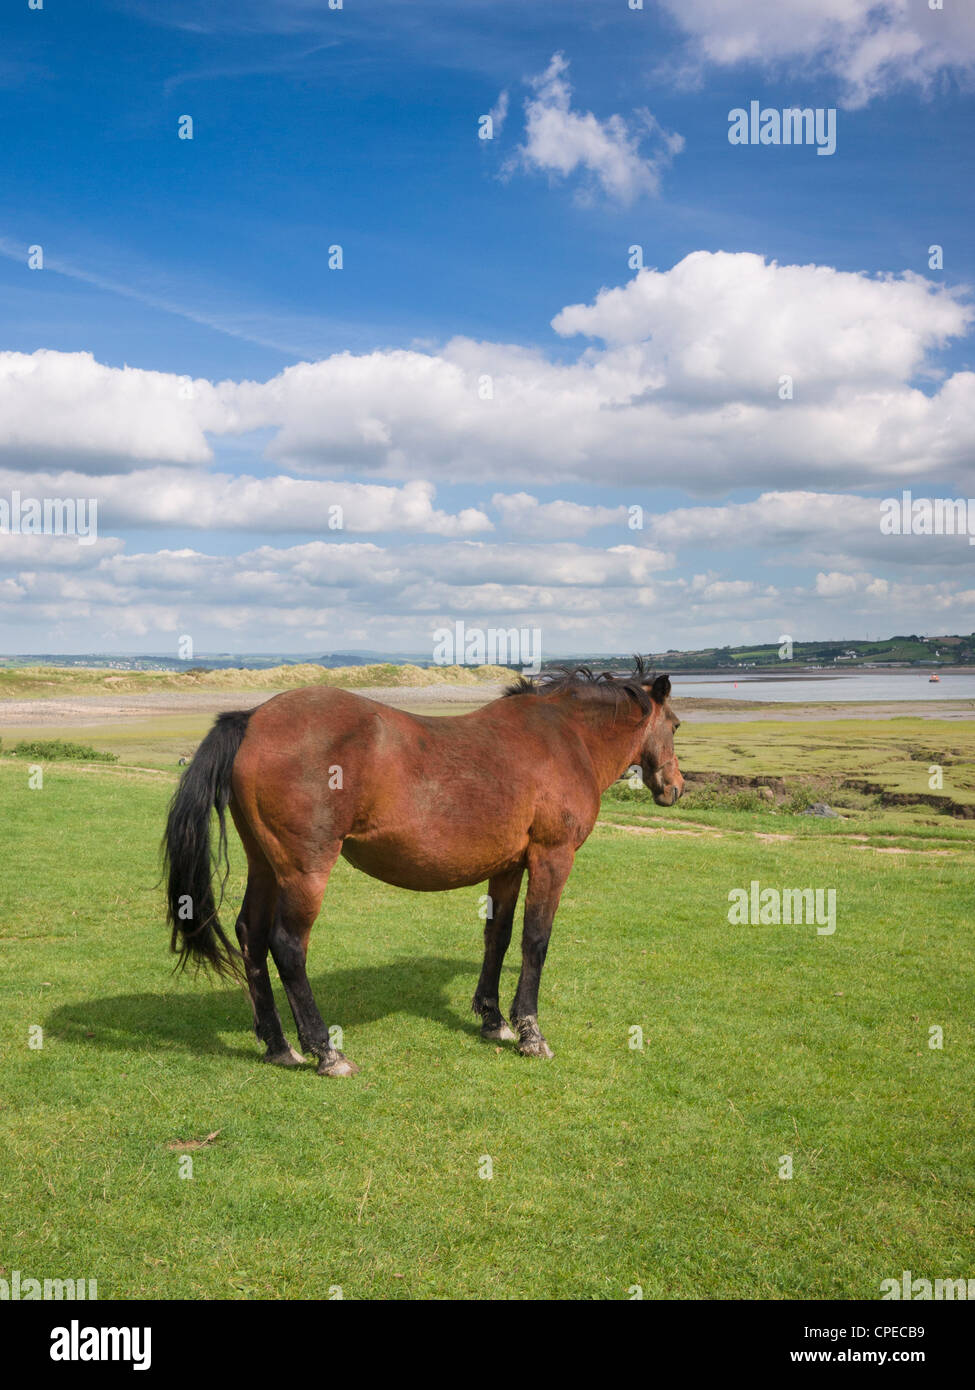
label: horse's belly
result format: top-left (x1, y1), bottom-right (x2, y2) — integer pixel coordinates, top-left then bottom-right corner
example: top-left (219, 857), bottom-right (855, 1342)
top-left (340, 827), bottom-right (525, 892)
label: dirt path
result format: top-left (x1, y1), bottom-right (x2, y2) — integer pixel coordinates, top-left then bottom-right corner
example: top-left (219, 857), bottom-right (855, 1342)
top-left (599, 820), bottom-right (963, 856)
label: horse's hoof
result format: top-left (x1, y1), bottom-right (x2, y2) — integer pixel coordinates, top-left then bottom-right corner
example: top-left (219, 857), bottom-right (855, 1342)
top-left (513, 1014), bottom-right (553, 1058)
top-left (317, 1051), bottom-right (360, 1077)
top-left (481, 1021), bottom-right (517, 1042)
top-left (263, 1044), bottom-right (306, 1067)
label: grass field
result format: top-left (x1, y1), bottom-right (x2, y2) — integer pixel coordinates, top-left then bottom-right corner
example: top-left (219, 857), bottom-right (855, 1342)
top-left (1, 715), bottom-right (973, 1300)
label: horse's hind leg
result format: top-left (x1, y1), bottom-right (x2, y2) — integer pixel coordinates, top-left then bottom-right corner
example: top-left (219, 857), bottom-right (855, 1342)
top-left (269, 852), bottom-right (359, 1078)
top-left (472, 866), bottom-right (524, 1042)
top-left (235, 867), bottom-right (304, 1067)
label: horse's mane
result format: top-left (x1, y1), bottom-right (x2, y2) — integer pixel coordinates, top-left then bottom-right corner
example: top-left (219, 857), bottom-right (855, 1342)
top-left (503, 655), bottom-right (654, 714)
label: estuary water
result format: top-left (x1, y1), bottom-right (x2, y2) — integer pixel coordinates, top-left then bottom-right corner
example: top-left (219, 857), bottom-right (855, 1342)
top-left (669, 669), bottom-right (975, 703)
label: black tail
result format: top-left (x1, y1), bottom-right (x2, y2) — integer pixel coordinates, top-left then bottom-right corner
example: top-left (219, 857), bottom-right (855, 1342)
top-left (162, 709), bottom-right (254, 979)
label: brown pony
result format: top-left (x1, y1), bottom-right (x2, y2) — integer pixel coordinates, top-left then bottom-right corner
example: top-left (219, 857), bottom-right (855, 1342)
top-left (163, 660), bottom-right (683, 1075)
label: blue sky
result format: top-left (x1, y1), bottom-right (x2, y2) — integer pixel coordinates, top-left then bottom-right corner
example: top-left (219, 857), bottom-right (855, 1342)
top-left (1, 0), bottom-right (974, 655)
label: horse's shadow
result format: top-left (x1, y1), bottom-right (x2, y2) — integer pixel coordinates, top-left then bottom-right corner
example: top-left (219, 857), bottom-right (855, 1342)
top-left (46, 955), bottom-right (482, 1060)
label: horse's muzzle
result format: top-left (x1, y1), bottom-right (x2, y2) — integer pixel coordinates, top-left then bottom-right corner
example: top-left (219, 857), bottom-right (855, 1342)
top-left (649, 766), bottom-right (684, 806)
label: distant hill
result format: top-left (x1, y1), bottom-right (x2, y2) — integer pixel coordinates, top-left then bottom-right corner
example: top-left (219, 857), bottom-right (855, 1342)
top-left (528, 634), bottom-right (975, 672)
top-left (1, 632), bottom-right (972, 682)
top-left (638, 634), bottom-right (975, 670)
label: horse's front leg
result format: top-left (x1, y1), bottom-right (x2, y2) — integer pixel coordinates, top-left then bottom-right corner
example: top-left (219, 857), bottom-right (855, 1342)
top-left (472, 865), bottom-right (524, 1041)
top-left (510, 846), bottom-right (574, 1059)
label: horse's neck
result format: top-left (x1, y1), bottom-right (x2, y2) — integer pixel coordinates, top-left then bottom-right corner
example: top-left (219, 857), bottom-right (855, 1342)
top-left (562, 703), bottom-right (644, 791)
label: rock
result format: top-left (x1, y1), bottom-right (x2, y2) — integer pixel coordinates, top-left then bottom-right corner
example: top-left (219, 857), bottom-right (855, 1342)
top-left (756, 786), bottom-right (775, 802)
top-left (802, 802), bottom-right (839, 818)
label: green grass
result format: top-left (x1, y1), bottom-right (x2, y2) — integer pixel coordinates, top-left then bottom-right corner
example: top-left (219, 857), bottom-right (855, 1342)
top-left (1, 750), bottom-right (973, 1300)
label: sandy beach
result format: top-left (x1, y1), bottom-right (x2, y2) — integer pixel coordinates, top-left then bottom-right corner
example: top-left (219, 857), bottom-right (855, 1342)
top-left (1, 683), bottom-right (973, 728)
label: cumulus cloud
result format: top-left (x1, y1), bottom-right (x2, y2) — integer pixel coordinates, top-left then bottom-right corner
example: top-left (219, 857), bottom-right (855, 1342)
top-left (223, 254), bottom-right (975, 492)
top-left (22, 537), bottom-right (672, 600)
top-left (0, 350), bottom-right (224, 470)
top-left (0, 469), bottom-right (489, 536)
top-left (2, 252), bottom-right (973, 498)
top-left (815, 569), bottom-right (860, 597)
top-left (491, 492), bottom-right (627, 538)
top-left (658, 0), bottom-right (975, 108)
top-left (0, 537), bottom-right (676, 645)
top-left (507, 53), bottom-right (683, 203)
top-left (3, 532), bottom-right (972, 655)
top-left (11, 487), bottom-right (970, 654)
top-left (552, 252), bottom-right (971, 395)
top-left (644, 491), bottom-right (975, 569)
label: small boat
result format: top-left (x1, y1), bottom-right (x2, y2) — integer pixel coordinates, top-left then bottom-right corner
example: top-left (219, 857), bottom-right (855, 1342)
top-left (929, 673), bottom-right (941, 683)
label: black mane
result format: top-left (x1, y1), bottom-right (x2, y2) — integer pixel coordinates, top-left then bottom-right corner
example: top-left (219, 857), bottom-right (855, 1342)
top-left (503, 655), bottom-right (654, 713)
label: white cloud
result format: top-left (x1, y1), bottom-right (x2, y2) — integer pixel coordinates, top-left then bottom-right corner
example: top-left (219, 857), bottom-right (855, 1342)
top-left (508, 53), bottom-right (683, 203)
top-left (644, 491), bottom-right (975, 568)
top-left (2, 253), bottom-right (973, 497)
top-left (658, 0), bottom-right (975, 108)
top-left (0, 469), bottom-right (489, 536)
top-left (226, 255), bottom-right (973, 492)
top-left (4, 533), bottom-right (972, 655)
top-left (552, 252), bottom-right (971, 394)
top-left (815, 569), bottom-right (860, 597)
top-left (491, 492), bottom-right (627, 537)
top-left (91, 538), bottom-right (673, 601)
top-left (0, 350), bottom-right (223, 470)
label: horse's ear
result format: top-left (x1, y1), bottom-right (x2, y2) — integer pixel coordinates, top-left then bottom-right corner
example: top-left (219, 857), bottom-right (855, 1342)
top-left (648, 673), bottom-right (671, 704)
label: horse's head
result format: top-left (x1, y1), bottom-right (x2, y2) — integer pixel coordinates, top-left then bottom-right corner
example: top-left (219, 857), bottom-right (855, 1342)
top-left (639, 673), bottom-right (684, 806)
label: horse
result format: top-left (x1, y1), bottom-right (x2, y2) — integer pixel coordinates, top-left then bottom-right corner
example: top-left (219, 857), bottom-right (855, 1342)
top-left (162, 659), bottom-right (683, 1076)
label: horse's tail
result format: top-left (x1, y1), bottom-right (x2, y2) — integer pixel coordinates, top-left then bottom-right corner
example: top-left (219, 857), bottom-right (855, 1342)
top-left (162, 709), bottom-right (254, 979)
